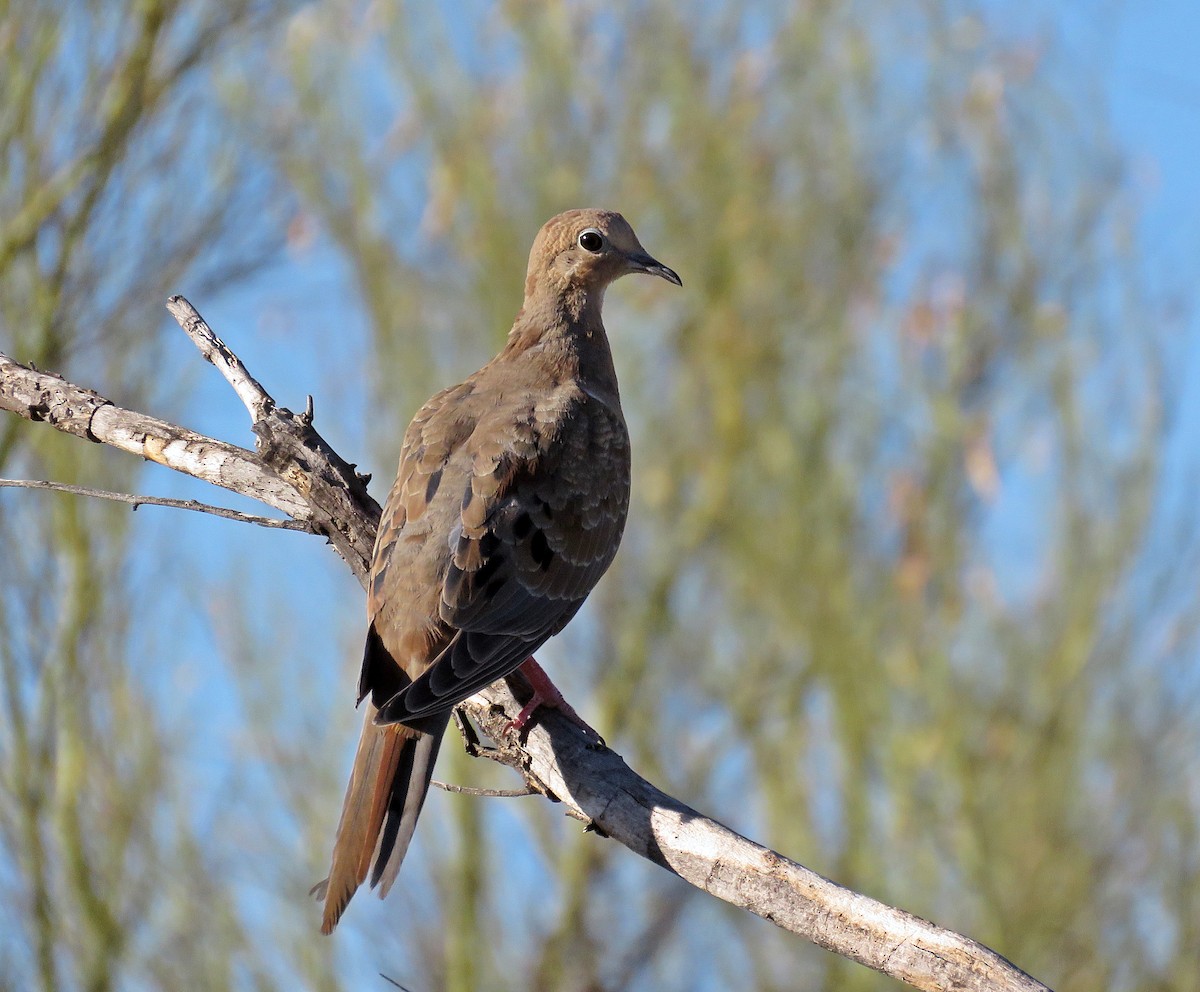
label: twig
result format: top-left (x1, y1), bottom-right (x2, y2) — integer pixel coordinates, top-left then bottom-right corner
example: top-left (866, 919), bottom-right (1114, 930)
top-left (166, 295), bottom-right (274, 424)
top-left (0, 478), bottom-right (308, 530)
top-left (430, 780), bottom-right (536, 798)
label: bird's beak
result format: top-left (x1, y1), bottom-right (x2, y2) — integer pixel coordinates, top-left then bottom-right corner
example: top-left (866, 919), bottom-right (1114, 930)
top-left (627, 251), bottom-right (682, 287)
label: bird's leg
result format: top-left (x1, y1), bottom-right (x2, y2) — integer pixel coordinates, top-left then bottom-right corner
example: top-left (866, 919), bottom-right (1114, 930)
top-left (506, 657), bottom-right (605, 746)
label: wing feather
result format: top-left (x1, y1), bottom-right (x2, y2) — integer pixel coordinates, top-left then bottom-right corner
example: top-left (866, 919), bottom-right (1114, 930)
top-left (375, 393), bottom-right (630, 727)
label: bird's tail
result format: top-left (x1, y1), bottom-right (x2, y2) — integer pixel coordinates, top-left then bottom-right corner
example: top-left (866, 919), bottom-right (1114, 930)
top-left (313, 703), bottom-right (448, 933)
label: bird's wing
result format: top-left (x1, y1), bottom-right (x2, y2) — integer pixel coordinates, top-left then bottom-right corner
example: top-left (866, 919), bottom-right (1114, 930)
top-left (368, 379), bottom-right (481, 615)
top-left (376, 393), bottom-right (630, 725)
top-left (358, 379), bottom-right (478, 707)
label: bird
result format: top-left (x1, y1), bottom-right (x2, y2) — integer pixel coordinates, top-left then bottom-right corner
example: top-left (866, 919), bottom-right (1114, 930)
top-left (314, 208), bottom-right (681, 933)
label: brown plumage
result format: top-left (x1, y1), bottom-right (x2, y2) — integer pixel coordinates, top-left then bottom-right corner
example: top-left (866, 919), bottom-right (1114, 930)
top-left (315, 209), bottom-right (680, 933)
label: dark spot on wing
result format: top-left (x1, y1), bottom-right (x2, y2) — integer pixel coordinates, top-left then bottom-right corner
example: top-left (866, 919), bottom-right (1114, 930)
top-left (425, 467), bottom-right (443, 504)
top-left (513, 512), bottom-right (533, 539)
top-left (474, 553), bottom-right (505, 588)
top-left (531, 530), bottom-right (554, 570)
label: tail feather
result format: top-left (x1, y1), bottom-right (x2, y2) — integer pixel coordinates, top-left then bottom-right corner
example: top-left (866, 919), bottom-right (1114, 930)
top-left (372, 712), bottom-right (448, 896)
top-left (317, 704), bottom-right (448, 934)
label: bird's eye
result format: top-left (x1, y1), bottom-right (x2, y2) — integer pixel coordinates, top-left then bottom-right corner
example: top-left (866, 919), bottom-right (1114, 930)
top-left (577, 229), bottom-right (604, 253)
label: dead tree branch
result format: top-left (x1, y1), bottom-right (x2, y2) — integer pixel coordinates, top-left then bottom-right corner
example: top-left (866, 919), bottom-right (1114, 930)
top-left (0, 478), bottom-right (308, 529)
top-left (0, 352), bottom-right (310, 519)
top-left (0, 298), bottom-right (1052, 992)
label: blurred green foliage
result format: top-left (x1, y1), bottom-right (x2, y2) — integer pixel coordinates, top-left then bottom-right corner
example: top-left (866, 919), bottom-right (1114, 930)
top-left (1, 2), bottom-right (1196, 991)
top-left (0, 2), bottom-right (309, 990)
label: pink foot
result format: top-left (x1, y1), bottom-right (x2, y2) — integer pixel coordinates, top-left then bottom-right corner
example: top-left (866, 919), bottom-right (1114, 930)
top-left (505, 657), bottom-right (605, 745)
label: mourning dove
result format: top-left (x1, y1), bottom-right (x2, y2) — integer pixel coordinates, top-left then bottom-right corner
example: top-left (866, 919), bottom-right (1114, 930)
top-left (315, 209), bottom-right (680, 933)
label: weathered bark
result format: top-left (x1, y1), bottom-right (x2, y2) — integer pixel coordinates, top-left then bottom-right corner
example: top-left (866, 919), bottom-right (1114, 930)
top-left (471, 680), bottom-right (1047, 992)
top-left (0, 354), bottom-right (310, 519)
top-left (0, 300), bottom-right (379, 583)
top-left (0, 298), bottom-right (1052, 992)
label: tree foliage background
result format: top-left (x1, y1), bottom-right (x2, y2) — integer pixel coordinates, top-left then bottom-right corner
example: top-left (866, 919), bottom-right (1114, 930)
top-left (0, 2), bottom-right (1196, 991)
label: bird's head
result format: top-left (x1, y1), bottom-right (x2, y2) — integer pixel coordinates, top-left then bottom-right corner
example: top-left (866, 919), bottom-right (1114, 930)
top-left (524, 209), bottom-right (681, 306)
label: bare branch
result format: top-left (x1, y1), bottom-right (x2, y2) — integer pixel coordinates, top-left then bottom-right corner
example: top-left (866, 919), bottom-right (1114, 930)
top-left (0, 352), bottom-right (311, 519)
top-left (167, 295), bottom-right (380, 581)
top-left (430, 780), bottom-right (537, 798)
top-left (470, 680), bottom-right (1049, 992)
top-left (0, 304), bottom-right (1052, 992)
top-left (0, 478), bottom-right (308, 530)
top-left (0, 343), bottom-right (379, 583)
top-left (166, 295), bottom-right (274, 424)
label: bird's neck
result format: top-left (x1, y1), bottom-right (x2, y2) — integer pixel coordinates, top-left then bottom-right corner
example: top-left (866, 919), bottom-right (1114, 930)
top-left (503, 291), bottom-right (621, 404)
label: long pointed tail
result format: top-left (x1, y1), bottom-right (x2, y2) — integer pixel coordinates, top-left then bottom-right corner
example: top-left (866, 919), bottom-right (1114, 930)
top-left (314, 704), bottom-right (448, 933)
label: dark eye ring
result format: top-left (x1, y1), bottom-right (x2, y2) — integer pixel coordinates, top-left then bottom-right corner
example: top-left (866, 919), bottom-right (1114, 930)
top-left (577, 229), bottom-right (604, 253)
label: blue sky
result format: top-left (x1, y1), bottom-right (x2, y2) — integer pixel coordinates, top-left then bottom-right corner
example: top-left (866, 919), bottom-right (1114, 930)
top-left (1108, 2), bottom-right (1200, 648)
top-left (1108, 2), bottom-right (1200, 265)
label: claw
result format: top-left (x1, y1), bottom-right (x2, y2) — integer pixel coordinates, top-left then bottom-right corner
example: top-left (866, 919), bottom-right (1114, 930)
top-left (504, 657), bottom-right (605, 746)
